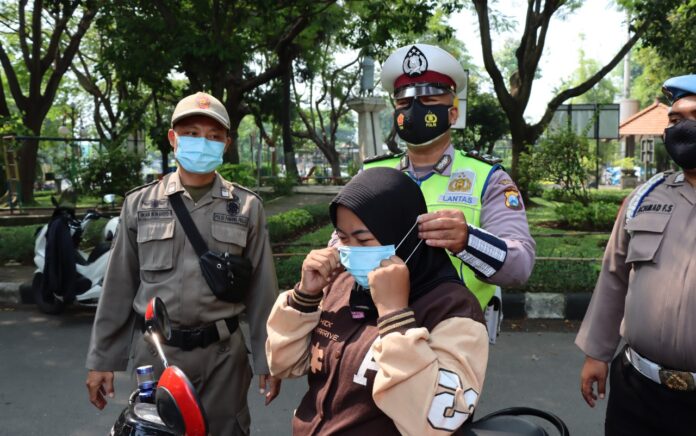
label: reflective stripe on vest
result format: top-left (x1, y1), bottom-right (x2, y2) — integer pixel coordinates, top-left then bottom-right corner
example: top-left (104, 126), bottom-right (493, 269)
top-left (364, 151), bottom-right (498, 308)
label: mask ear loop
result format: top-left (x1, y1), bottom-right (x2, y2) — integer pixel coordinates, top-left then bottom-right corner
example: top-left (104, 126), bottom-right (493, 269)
top-left (395, 219), bottom-right (424, 265)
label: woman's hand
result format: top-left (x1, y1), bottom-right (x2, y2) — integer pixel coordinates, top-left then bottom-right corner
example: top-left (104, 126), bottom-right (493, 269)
top-left (299, 247), bottom-right (341, 295)
top-left (368, 255), bottom-right (410, 316)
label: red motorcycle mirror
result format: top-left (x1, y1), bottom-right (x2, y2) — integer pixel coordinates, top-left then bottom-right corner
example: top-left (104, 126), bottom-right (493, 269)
top-left (156, 366), bottom-right (208, 436)
top-left (144, 297), bottom-right (172, 342)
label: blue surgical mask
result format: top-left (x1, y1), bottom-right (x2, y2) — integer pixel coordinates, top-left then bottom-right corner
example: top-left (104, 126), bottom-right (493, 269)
top-left (338, 220), bottom-right (423, 288)
top-left (175, 135), bottom-right (225, 174)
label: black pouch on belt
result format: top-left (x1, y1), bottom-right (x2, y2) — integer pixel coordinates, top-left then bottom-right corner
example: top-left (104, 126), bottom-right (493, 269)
top-left (170, 192), bottom-right (252, 303)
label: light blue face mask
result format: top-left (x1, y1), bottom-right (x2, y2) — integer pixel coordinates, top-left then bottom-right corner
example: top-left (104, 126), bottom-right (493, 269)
top-left (338, 220), bottom-right (423, 288)
top-left (175, 135), bottom-right (225, 174)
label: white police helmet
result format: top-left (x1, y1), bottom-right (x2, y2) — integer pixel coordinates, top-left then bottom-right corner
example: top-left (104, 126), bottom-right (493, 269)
top-left (381, 44), bottom-right (467, 98)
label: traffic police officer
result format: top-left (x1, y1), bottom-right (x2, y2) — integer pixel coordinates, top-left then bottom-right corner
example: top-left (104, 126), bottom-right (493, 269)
top-left (85, 92), bottom-right (280, 435)
top-left (576, 75), bottom-right (696, 435)
top-left (366, 44), bottom-right (535, 339)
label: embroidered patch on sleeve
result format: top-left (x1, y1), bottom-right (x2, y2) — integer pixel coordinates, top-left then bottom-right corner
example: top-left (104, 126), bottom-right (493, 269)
top-left (503, 188), bottom-right (522, 210)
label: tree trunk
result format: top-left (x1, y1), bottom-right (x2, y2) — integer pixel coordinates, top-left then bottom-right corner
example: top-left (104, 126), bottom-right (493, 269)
top-left (225, 111), bottom-right (242, 164)
top-left (327, 148), bottom-right (341, 180)
top-left (18, 135), bottom-right (38, 204)
top-left (161, 147), bottom-right (170, 175)
top-left (282, 65), bottom-right (298, 178)
top-left (18, 115), bottom-right (43, 204)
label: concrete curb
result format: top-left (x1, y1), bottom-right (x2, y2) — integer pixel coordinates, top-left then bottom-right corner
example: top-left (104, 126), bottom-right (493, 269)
top-left (0, 282), bottom-right (20, 304)
top-left (503, 292), bottom-right (592, 320)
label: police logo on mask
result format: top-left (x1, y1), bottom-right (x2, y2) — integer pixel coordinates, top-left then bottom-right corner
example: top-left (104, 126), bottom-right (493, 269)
top-left (402, 46), bottom-right (428, 77)
top-left (424, 111), bottom-right (438, 128)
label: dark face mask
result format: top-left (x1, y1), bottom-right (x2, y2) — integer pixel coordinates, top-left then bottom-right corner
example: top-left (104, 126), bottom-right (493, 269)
top-left (664, 119), bottom-right (696, 170)
top-left (394, 98), bottom-right (451, 147)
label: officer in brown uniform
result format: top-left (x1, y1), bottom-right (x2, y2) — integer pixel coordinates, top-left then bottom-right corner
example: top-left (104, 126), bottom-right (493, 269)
top-left (85, 92), bottom-right (280, 435)
top-left (576, 75), bottom-right (696, 436)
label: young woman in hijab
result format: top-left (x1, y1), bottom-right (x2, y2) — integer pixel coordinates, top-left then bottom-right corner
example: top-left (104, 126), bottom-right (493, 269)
top-left (266, 167), bottom-right (489, 435)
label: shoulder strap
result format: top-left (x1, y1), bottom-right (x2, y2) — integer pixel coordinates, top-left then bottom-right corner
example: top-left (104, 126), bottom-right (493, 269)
top-left (169, 192), bottom-right (208, 257)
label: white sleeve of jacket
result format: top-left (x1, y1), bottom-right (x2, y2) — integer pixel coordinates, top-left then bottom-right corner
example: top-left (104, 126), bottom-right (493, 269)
top-left (265, 291), bottom-right (321, 378)
top-left (371, 315), bottom-right (489, 435)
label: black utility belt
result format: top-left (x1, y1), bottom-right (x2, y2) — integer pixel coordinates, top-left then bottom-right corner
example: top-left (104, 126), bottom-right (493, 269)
top-left (140, 316), bottom-right (239, 351)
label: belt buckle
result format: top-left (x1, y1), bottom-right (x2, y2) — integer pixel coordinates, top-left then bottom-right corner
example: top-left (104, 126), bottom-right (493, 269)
top-left (658, 369), bottom-right (696, 391)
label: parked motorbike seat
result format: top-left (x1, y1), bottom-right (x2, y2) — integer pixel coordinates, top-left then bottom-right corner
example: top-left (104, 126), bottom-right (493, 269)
top-left (461, 416), bottom-right (547, 436)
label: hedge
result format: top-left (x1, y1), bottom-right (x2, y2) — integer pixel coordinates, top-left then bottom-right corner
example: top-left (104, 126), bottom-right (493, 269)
top-left (554, 201), bottom-right (619, 231)
top-left (0, 225), bottom-right (38, 265)
top-left (505, 258), bottom-right (601, 294)
top-left (0, 202), bottom-right (331, 266)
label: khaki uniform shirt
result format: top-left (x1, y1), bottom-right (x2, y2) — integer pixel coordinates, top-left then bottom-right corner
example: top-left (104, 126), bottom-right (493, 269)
top-left (86, 171), bottom-right (278, 374)
top-left (576, 172), bottom-right (696, 371)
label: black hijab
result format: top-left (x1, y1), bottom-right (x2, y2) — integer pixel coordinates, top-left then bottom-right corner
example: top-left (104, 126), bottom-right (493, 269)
top-left (330, 167), bottom-right (462, 314)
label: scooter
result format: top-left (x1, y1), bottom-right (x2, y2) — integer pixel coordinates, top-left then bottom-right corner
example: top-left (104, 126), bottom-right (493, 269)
top-left (31, 194), bottom-right (120, 314)
top-left (111, 297), bottom-right (208, 436)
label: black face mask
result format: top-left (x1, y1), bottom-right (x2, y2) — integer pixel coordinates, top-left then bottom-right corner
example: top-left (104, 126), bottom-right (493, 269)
top-left (664, 119), bottom-right (696, 170)
top-left (394, 99), bottom-right (451, 147)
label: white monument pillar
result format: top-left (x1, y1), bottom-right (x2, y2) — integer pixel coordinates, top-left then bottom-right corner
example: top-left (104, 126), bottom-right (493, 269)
top-left (347, 97), bottom-right (387, 161)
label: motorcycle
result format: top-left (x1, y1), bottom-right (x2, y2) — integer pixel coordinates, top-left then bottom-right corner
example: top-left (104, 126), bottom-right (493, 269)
top-left (111, 297), bottom-right (208, 436)
top-left (31, 193), bottom-right (120, 314)
top-left (462, 407), bottom-right (569, 435)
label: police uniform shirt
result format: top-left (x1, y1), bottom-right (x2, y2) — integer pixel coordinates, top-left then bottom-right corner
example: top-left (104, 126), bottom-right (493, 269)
top-left (576, 172), bottom-right (696, 371)
top-left (86, 170), bottom-right (278, 374)
top-left (397, 144), bottom-right (535, 287)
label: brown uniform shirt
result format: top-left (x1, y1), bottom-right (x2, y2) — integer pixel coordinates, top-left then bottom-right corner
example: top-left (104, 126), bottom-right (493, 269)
top-left (86, 171), bottom-right (278, 374)
top-left (576, 171), bottom-right (696, 371)
top-left (266, 272), bottom-right (489, 435)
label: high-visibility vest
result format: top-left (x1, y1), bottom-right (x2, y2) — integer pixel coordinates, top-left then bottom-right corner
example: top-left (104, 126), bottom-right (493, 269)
top-left (364, 150), bottom-right (499, 308)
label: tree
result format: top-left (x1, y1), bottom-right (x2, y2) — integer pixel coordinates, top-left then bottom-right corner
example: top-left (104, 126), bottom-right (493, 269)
top-left (460, 78), bottom-right (509, 154)
top-left (470, 0), bottom-right (658, 187)
top-left (292, 49), bottom-right (361, 179)
top-left (519, 124), bottom-right (592, 204)
top-left (626, 0), bottom-right (696, 74)
top-left (0, 0), bottom-right (101, 202)
top-left (629, 45), bottom-right (676, 107)
top-left (565, 45), bottom-right (621, 105)
top-left (70, 29), bottom-right (153, 150)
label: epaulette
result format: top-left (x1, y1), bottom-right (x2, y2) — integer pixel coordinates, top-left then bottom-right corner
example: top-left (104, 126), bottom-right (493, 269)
top-left (465, 150), bottom-right (503, 165)
top-left (363, 151), bottom-right (405, 165)
top-left (124, 179), bottom-right (159, 197)
top-left (625, 172), bottom-right (668, 229)
top-left (231, 182), bottom-right (262, 201)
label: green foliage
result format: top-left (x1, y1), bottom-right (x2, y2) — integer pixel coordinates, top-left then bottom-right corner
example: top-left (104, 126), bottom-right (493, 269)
top-left (217, 163), bottom-right (256, 188)
top-left (542, 188), bottom-right (630, 205)
top-left (273, 224), bottom-right (335, 289)
top-left (0, 225), bottom-right (37, 265)
top-left (508, 259), bottom-right (600, 294)
top-left (519, 126), bottom-right (592, 204)
top-left (79, 148), bottom-right (143, 197)
top-left (458, 78), bottom-right (509, 153)
top-left (267, 176), bottom-right (296, 196)
top-left (564, 44), bottom-right (621, 105)
top-left (267, 203), bottom-right (332, 243)
top-left (626, 0), bottom-right (696, 74)
top-left (630, 46), bottom-right (674, 107)
top-left (554, 201), bottom-right (619, 231)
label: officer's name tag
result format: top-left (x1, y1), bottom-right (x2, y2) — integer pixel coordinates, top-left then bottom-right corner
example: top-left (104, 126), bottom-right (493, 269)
top-left (138, 209), bottom-right (173, 220)
top-left (636, 203), bottom-right (673, 214)
top-left (213, 213), bottom-right (249, 226)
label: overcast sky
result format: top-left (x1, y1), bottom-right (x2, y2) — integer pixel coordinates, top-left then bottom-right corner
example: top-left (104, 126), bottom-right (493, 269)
top-left (450, 0), bottom-right (628, 120)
